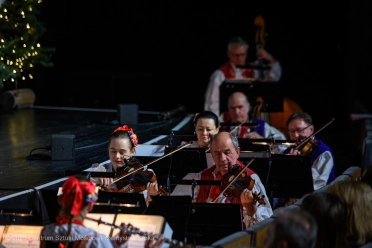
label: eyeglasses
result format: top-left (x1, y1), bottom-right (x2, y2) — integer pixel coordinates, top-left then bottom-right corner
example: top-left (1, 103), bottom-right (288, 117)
top-left (287, 124), bottom-right (312, 135)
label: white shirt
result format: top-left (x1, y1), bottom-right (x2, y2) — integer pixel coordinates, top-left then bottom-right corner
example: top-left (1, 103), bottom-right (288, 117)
top-left (171, 168), bottom-right (273, 228)
top-left (204, 61), bottom-right (282, 121)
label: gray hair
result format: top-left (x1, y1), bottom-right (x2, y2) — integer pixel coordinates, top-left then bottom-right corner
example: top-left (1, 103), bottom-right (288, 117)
top-left (210, 132), bottom-right (240, 152)
top-left (227, 36), bottom-right (249, 51)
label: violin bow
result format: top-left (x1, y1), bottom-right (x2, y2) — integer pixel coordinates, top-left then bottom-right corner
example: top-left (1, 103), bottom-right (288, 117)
top-left (293, 118), bottom-right (335, 152)
top-left (110, 140), bottom-right (193, 185)
top-left (210, 157), bottom-right (255, 203)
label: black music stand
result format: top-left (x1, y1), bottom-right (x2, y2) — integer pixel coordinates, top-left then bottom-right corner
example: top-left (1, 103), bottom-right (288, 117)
top-left (238, 138), bottom-right (273, 152)
top-left (135, 148), bottom-right (208, 192)
top-left (144, 196), bottom-right (242, 246)
top-left (91, 190), bottom-right (147, 214)
top-left (239, 154), bottom-right (314, 201)
top-left (65, 170), bottom-right (116, 178)
top-left (219, 80), bottom-right (283, 114)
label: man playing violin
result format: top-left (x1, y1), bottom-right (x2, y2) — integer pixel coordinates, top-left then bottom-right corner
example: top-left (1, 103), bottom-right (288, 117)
top-left (282, 112), bottom-right (335, 190)
top-left (181, 131), bottom-right (273, 228)
top-left (88, 125), bottom-right (159, 206)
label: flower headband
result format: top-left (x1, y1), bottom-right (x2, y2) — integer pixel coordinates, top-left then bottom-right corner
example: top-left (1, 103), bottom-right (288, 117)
top-left (193, 113), bottom-right (199, 125)
top-left (113, 125), bottom-right (138, 147)
top-left (60, 176), bottom-right (97, 216)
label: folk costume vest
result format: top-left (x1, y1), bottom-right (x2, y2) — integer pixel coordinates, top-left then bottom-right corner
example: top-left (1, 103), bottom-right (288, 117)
top-left (219, 61), bottom-right (253, 79)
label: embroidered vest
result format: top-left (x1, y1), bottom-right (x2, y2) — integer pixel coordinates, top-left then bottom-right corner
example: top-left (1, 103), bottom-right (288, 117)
top-left (219, 61), bottom-right (253, 79)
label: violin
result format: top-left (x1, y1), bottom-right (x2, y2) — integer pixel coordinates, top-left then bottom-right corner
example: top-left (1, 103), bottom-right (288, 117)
top-left (102, 141), bottom-right (193, 194)
top-left (104, 157), bottom-right (170, 196)
top-left (210, 158), bottom-right (266, 206)
top-left (290, 118), bottom-right (335, 156)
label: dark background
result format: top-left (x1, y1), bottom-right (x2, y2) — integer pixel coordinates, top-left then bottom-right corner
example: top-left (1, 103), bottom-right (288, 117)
top-left (20, 1), bottom-right (370, 126)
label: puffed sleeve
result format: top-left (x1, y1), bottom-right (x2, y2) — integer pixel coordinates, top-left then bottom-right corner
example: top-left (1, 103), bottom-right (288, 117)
top-left (204, 70), bottom-right (225, 121)
top-left (242, 174), bottom-right (273, 228)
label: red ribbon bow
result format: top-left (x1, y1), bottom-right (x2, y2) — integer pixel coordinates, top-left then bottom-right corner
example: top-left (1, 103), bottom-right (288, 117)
top-left (59, 176), bottom-right (96, 216)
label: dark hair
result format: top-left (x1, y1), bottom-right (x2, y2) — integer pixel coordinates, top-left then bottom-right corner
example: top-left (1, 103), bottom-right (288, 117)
top-left (301, 192), bottom-right (349, 248)
top-left (269, 209), bottom-right (317, 248)
top-left (109, 130), bottom-right (136, 151)
top-left (286, 112), bottom-right (313, 126)
top-left (193, 111), bottom-right (220, 128)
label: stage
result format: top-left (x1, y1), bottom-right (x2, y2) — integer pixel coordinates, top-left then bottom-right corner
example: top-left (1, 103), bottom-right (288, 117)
top-left (0, 105), bottom-right (194, 197)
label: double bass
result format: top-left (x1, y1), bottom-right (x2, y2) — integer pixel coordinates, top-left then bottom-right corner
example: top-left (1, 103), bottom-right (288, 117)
top-left (253, 14), bottom-right (302, 138)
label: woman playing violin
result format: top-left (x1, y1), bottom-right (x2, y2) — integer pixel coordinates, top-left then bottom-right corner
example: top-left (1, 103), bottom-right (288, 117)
top-left (89, 125), bottom-right (159, 206)
top-left (177, 131), bottom-right (273, 229)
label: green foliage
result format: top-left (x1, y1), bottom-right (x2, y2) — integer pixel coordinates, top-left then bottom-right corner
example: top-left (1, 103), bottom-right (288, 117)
top-left (0, 0), bottom-right (55, 89)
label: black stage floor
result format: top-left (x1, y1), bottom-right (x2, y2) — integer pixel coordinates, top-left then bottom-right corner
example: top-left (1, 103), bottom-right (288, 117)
top-left (0, 106), bottom-right (194, 197)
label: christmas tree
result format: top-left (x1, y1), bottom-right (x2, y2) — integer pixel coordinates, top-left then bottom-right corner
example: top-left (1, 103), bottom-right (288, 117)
top-left (0, 0), bottom-right (54, 89)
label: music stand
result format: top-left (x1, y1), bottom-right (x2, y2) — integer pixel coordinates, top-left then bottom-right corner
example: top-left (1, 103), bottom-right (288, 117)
top-left (219, 80), bottom-right (283, 114)
top-left (144, 196), bottom-right (242, 246)
top-left (92, 190), bottom-right (147, 214)
top-left (135, 148), bottom-right (208, 192)
top-left (239, 154), bottom-right (314, 200)
top-left (238, 138), bottom-right (272, 152)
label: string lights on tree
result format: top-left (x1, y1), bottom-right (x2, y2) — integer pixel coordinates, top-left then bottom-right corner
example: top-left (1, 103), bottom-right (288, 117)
top-left (0, 0), bottom-right (54, 89)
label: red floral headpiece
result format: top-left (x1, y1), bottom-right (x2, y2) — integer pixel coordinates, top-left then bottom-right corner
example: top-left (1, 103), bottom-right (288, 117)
top-left (59, 176), bottom-right (97, 216)
top-left (113, 125), bottom-right (138, 147)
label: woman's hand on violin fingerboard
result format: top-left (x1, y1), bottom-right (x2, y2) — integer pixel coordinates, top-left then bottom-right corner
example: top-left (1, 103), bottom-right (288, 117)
top-left (147, 182), bottom-right (159, 196)
top-left (94, 177), bottom-right (113, 187)
top-left (240, 189), bottom-right (258, 217)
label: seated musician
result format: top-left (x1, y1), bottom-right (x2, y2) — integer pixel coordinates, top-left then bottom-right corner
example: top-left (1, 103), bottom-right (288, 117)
top-left (173, 131), bottom-right (273, 228)
top-left (275, 112), bottom-right (335, 190)
top-left (40, 175), bottom-right (166, 248)
top-left (172, 111), bottom-right (220, 196)
top-left (272, 112), bottom-right (335, 209)
top-left (88, 125), bottom-right (159, 206)
top-left (180, 110), bottom-right (220, 168)
top-left (221, 91), bottom-right (286, 140)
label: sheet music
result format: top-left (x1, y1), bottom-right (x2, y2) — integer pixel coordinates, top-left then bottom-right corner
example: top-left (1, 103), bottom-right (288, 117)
top-left (114, 214), bottom-right (172, 248)
top-left (1, 225), bottom-right (43, 248)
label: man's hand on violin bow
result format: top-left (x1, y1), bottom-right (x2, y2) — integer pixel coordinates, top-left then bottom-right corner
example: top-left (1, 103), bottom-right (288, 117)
top-left (288, 148), bottom-right (301, 156)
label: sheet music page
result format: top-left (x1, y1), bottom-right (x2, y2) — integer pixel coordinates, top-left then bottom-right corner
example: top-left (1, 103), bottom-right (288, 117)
top-left (84, 213), bottom-right (116, 237)
top-left (114, 214), bottom-right (172, 248)
top-left (2, 225), bottom-right (43, 248)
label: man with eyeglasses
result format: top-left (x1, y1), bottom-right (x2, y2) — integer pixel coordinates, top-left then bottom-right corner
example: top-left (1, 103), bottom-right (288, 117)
top-left (204, 36), bottom-right (282, 122)
top-left (272, 112), bottom-right (336, 209)
top-left (285, 112), bottom-right (335, 188)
